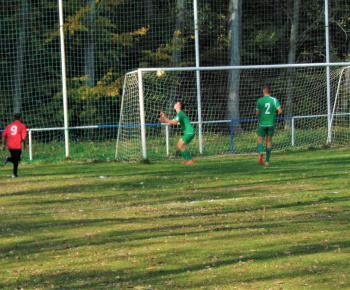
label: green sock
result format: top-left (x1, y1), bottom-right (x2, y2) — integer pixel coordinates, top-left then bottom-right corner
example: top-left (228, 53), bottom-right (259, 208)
top-left (184, 149), bottom-right (193, 161)
top-left (257, 144), bottom-right (264, 154)
top-left (266, 148), bottom-right (272, 162)
top-left (180, 151), bottom-right (187, 161)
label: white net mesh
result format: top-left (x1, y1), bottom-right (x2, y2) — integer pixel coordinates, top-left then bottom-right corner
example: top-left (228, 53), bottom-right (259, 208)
top-left (116, 66), bottom-right (350, 160)
top-left (330, 66), bottom-right (350, 145)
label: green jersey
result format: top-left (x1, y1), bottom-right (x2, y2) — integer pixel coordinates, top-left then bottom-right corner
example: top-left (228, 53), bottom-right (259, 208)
top-left (174, 110), bottom-right (195, 134)
top-left (256, 95), bottom-right (281, 127)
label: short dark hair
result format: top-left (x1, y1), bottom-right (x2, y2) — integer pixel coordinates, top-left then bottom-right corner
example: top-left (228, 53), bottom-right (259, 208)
top-left (263, 85), bottom-right (271, 94)
top-left (176, 100), bottom-right (185, 110)
top-left (14, 113), bottom-right (22, 121)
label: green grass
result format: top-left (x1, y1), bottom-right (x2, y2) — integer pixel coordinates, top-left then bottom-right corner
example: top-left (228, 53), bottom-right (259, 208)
top-left (1, 148), bottom-right (349, 289)
top-left (25, 124), bottom-right (350, 161)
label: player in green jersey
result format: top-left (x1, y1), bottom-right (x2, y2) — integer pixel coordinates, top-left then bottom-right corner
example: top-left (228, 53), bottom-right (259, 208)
top-left (256, 85), bottom-right (282, 166)
top-left (159, 101), bottom-right (196, 164)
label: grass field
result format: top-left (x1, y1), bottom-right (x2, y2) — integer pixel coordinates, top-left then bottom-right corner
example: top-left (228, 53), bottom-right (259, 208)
top-left (0, 148), bottom-right (349, 289)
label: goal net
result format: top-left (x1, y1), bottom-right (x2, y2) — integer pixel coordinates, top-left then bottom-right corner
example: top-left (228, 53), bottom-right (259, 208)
top-left (330, 66), bottom-right (350, 145)
top-left (116, 65), bottom-right (350, 160)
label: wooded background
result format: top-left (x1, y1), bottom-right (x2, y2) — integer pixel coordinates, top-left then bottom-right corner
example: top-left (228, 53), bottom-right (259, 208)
top-left (1, 0), bottom-right (349, 139)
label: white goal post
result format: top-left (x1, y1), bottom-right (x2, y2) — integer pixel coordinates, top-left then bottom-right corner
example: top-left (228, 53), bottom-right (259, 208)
top-left (329, 66), bottom-right (350, 143)
top-left (116, 63), bottom-right (350, 160)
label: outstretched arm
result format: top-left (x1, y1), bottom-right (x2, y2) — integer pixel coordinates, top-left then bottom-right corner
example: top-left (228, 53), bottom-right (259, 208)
top-left (22, 137), bottom-right (26, 150)
top-left (159, 111), bottom-right (179, 125)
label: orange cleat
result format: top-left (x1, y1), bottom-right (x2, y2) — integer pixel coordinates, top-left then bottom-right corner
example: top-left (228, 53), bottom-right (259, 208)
top-left (181, 160), bottom-right (188, 164)
top-left (259, 153), bottom-right (263, 165)
top-left (186, 160), bottom-right (195, 164)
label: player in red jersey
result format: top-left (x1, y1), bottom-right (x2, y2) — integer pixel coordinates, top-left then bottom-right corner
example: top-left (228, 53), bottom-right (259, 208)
top-left (2, 113), bottom-right (27, 178)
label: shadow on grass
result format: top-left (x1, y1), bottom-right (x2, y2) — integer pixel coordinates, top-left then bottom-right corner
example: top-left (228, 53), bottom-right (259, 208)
top-left (1, 148), bottom-right (349, 288)
top-left (1, 238), bottom-right (349, 289)
top-left (1, 193), bottom-right (349, 257)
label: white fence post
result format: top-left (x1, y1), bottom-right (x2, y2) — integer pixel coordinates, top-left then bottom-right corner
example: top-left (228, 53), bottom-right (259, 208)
top-left (28, 130), bottom-right (33, 161)
top-left (292, 117), bottom-right (295, 146)
top-left (58, 0), bottom-right (69, 157)
top-left (138, 69), bottom-right (147, 159)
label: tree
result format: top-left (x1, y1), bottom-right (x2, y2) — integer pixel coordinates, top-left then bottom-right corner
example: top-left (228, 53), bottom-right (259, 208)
top-left (227, 0), bottom-right (242, 133)
top-left (13, 0), bottom-right (28, 114)
top-left (285, 0), bottom-right (300, 129)
top-left (274, 0), bottom-right (286, 63)
top-left (84, 0), bottom-right (96, 88)
top-left (172, 0), bottom-right (186, 66)
top-left (168, 0), bottom-right (187, 118)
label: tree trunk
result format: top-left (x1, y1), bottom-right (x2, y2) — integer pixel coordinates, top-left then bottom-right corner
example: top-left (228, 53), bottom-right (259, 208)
top-left (172, 0), bottom-right (186, 66)
top-left (227, 0), bottom-right (242, 133)
top-left (285, 0), bottom-right (300, 130)
top-left (14, 0), bottom-right (28, 113)
top-left (274, 0), bottom-right (285, 63)
top-left (144, 0), bottom-right (153, 26)
top-left (85, 0), bottom-right (95, 88)
top-left (168, 0), bottom-right (186, 118)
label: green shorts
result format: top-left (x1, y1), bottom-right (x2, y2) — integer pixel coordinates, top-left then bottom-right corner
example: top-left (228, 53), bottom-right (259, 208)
top-left (258, 125), bottom-right (275, 137)
top-left (181, 132), bottom-right (195, 144)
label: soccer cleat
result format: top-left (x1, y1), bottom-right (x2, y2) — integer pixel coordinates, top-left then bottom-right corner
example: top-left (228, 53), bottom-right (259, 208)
top-left (265, 162), bottom-right (269, 166)
top-left (259, 153), bottom-right (263, 165)
top-left (186, 160), bottom-right (195, 164)
top-left (3, 156), bottom-right (9, 166)
top-left (12, 174), bottom-right (18, 178)
top-left (181, 160), bottom-right (188, 164)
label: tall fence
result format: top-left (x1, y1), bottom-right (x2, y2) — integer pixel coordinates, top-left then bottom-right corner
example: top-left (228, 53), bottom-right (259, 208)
top-left (0, 0), bottom-right (350, 161)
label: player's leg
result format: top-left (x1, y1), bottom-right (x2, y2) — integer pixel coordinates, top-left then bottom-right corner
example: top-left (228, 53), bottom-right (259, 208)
top-left (182, 134), bottom-right (195, 163)
top-left (257, 138), bottom-right (264, 165)
top-left (257, 137), bottom-right (264, 154)
top-left (178, 134), bottom-right (195, 164)
top-left (257, 126), bottom-right (266, 165)
top-left (10, 149), bottom-right (21, 177)
top-left (265, 127), bottom-right (275, 166)
top-left (177, 138), bottom-right (189, 163)
top-left (3, 155), bottom-right (9, 166)
top-left (4, 150), bottom-right (14, 165)
top-left (265, 137), bottom-right (272, 166)
top-left (182, 133), bottom-right (196, 164)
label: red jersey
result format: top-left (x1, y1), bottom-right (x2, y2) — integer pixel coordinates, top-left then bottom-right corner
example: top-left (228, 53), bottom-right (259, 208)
top-left (2, 120), bottom-right (27, 149)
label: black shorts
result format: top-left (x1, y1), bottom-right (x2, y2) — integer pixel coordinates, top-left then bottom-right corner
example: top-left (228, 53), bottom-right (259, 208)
top-left (9, 149), bottom-right (22, 162)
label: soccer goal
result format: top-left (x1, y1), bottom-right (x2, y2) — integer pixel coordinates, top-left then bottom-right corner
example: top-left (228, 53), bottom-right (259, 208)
top-left (329, 66), bottom-right (350, 144)
top-left (116, 64), bottom-right (350, 160)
